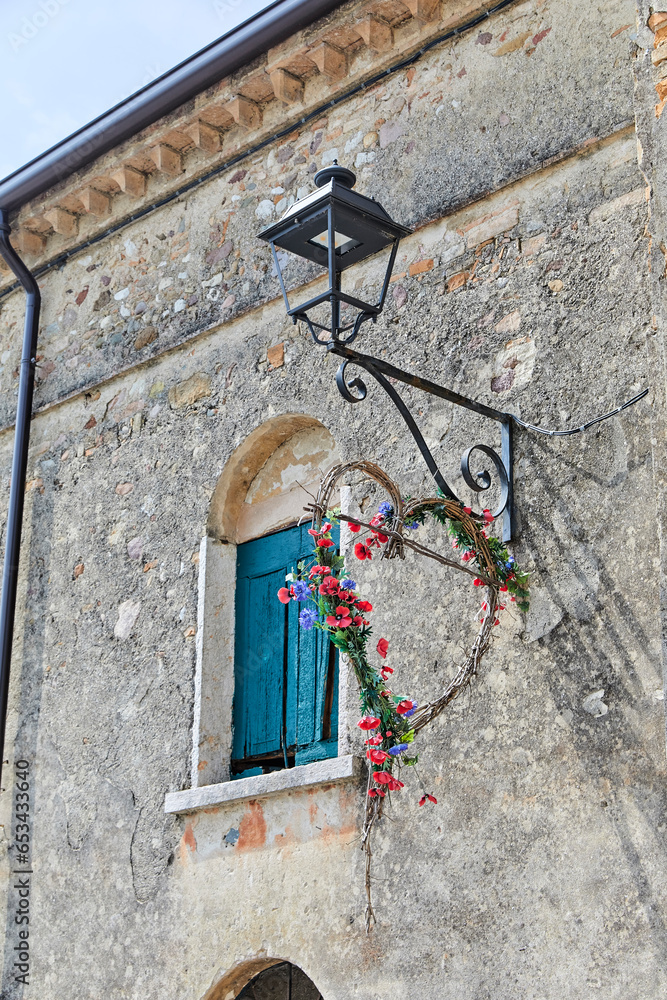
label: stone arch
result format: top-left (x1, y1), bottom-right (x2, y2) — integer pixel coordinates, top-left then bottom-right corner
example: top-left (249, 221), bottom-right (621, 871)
top-left (208, 413), bottom-right (339, 543)
top-left (191, 414), bottom-right (340, 787)
top-left (203, 959), bottom-right (323, 1000)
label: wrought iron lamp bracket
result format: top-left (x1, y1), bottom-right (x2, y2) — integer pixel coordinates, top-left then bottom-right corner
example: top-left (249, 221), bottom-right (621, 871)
top-left (261, 167), bottom-right (648, 546)
top-left (328, 342), bottom-right (515, 542)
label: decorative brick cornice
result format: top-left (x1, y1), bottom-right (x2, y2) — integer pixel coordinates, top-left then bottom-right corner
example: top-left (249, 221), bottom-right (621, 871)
top-left (648, 10), bottom-right (667, 116)
top-left (0, 0), bottom-right (509, 289)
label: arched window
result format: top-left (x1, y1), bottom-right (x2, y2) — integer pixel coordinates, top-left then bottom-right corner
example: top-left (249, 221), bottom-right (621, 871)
top-left (190, 416), bottom-right (344, 789)
top-left (237, 962), bottom-right (322, 1000)
top-left (232, 520), bottom-right (339, 779)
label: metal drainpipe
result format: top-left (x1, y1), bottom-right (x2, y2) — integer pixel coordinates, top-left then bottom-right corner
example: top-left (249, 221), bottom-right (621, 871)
top-left (0, 210), bottom-right (41, 790)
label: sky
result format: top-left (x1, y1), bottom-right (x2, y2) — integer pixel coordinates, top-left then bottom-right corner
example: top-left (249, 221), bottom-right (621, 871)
top-left (0, 0), bottom-right (273, 180)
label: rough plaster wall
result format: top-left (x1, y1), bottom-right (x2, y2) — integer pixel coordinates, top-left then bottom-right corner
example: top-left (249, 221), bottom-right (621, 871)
top-left (0, 0), bottom-right (664, 998)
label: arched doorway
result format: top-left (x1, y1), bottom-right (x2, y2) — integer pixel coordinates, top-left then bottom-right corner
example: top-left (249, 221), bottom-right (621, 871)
top-left (238, 962), bottom-right (322, 999)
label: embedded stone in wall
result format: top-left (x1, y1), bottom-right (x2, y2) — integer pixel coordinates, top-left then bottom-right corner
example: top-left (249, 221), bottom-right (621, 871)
top-left (114, 599), bottom-right (141, 640)
top-left (267, 343), bottom-right (285, 368)
top-left (168, 372), bottom-right (212, 408)
top-left (134, 326), bottom-right (157, 351)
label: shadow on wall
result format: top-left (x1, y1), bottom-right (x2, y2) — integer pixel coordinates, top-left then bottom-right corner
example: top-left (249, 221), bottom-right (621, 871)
top-left (519, 429), bottom-right (667, 956)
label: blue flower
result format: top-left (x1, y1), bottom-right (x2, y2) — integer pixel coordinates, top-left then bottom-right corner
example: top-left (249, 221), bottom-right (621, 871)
top-left (506, 556), bottom-right (515, 568)
top-left (407, 521), bottom-right (419, 530)
top-left (292, 580), bottom-right (311, 601)
top-left (299, 607), bottom-right (318, 630)
top-left (403, 706), bottom-right (417, 717)
top-left (388, 743), bottom-right (409, 755)
top-left (341, 578), bottom-right (356, 591)
top-left (378, 501), bottom-right (393, 517)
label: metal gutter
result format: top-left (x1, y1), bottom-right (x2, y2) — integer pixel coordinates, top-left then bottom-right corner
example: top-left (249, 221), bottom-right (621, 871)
top-left (0, 212), bottom-right (41, 790)
top-left (0, 0), bottom-right (347, 214)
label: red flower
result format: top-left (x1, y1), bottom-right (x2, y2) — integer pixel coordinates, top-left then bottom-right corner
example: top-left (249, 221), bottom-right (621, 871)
top-left (463, 506), bottom-right (472, 515)
top-left (348, 521), bottom-right (361, 533)
top-left (462, 552), bottom-right (473, 562)
top-left (483, 509), bottom-right (494, 523)
top-left (326, 605), bottom-right (353, 628)
top-left (381, 665), bottom-right (393, 675)
top-left (309, 522), bottom-right (332, 541)
top-left (319, 577), bottom-right (339, 597)
top-left (356, 600), bottom-right (373, 614)
top-left (493, 619), bottom-right (500, 626)
top-left (376, 638), bottom-right (389, 658)
top-left (374, 531), bottom-right (389, 543)
top-left (317, 538), bottom-right (334, 548)
top-left (368, 748), bottom-right (390, 765)
top-left (396, 699), bottom-right (416, 715)
top-left (277, 587), bottom-right (291, 604)
top-left (354, 542), bottom-right (372, 561)
top-left (419, 794), bottom-right (437, 806)
top-left (352, 615), bottom-right (364, 627)
top-left (365, 734), bottom-right (383, 745)
top-left (473, 578), bottom-right (483, 587)
top-left (309, 565), bottom-right (330, 578)
top-left (358, 716), bottom-right (381, 731)
top-left (380, 690), bottom-right (391, 698)
top-left (386, 776), bottom-right (404, 791)
top-left (373, 771), bottom-right (392, 785)
top-left (499, 584), bottom-right (508, 592)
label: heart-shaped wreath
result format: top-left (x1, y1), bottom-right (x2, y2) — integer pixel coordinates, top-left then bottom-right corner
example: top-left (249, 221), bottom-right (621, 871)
top-left (277, 461), bottom-right (529, 930)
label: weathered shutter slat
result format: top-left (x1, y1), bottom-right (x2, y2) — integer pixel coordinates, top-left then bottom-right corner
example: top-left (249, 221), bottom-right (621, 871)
top-left (294, 524), bottom-right (339, 765)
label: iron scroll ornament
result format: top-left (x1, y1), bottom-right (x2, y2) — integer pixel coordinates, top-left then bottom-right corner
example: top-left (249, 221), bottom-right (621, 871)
top-left (327, 341), bottom-right (648, 543)
top-left (332, 343), bottom-right (514, 539)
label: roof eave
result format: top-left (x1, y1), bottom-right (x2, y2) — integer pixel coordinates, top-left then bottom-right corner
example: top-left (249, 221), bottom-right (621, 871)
top-left (0, 0), bottom-right (347, 215)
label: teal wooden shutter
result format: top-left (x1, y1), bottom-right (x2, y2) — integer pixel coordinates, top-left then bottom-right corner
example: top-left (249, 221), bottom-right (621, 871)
top-left (232, 523), bottom-right (339, 777)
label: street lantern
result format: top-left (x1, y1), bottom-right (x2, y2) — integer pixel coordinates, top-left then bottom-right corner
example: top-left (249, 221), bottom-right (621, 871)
top-left (258, 163), bottom-right (411, 346)
top-left (257, 163), bottom-right (647, 544)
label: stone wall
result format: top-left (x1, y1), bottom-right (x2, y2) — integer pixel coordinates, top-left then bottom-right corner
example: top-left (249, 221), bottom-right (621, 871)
top-left (1, 0), bottom-right (665, 998)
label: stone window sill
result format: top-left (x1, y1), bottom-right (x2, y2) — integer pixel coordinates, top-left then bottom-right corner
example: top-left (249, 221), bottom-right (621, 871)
top-left (164, 754), bottom-right (361, 815)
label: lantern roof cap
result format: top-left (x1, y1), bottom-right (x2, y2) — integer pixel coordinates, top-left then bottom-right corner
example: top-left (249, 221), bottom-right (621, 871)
top-left (257, 172), bottom-right (411, 246)
top-left (314, 162), bottom-right (356, 188)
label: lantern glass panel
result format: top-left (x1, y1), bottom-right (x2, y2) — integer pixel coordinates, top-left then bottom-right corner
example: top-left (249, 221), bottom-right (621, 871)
top-left (308, 230), bottom-right (361, 255)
